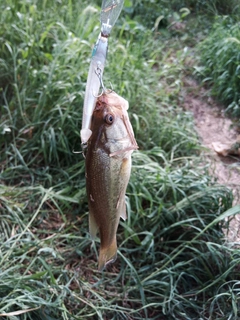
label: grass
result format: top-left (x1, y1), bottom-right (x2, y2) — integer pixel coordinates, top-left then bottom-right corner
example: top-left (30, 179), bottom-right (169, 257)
top-left (197, 16), bottom-right (240, 118)
top-left (1, 0), bottom-right (240, 319)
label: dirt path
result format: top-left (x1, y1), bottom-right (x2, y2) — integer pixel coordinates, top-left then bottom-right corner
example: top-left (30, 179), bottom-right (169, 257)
top-left (182, 78), bottom-right (240, 241)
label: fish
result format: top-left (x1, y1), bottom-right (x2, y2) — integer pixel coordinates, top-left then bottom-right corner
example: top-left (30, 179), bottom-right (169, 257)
top-left (85, 91), bottom-right (138, 270)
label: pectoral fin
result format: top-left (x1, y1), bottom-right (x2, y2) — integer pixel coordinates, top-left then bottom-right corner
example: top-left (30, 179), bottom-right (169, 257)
top-left (116, 191), bottom-right (127, 221)
top-left (120, 201), bottom-right (127, 220)
top-left (116, 156), bottom-right (132, 221)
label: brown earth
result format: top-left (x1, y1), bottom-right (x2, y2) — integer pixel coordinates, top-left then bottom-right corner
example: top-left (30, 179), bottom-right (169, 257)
top-left (182, 78), bottom-right (240, 241)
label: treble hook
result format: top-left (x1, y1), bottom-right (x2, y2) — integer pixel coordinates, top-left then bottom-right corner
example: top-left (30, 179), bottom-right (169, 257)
top-left (93, 64), bottom-right (113, 98)
top-left (95, 65), bottom-right (106, 93)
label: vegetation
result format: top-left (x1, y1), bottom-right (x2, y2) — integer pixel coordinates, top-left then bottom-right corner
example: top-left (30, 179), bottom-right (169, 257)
top-left (197, 17), bottom-right (240, 117)
top-left (123, 0), bottom-right (240, 28)
top-left (0, 0), bottom-right (240, 319)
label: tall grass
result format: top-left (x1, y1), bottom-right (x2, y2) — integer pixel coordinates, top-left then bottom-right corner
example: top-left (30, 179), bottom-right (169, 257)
top-left (197, 16), bottom-right (240, 117)
top-left (121, 0), bottom-right (240, 30)
top-left (171, 0), bottom-right (240, 15)
top-left (0, 0), bottom-right (240, 319)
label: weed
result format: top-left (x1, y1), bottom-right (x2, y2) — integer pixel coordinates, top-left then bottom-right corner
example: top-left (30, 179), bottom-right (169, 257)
top-left (197, 16), bottom-right (240, 117)
top-left (0, 0), bottom-right (239, 319)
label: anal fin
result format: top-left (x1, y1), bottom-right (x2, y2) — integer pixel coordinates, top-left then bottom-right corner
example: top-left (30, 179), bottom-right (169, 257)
top-left (89, 210), bottom-right (98, 239)
top-left (119, 195), bottom-right (127, 221)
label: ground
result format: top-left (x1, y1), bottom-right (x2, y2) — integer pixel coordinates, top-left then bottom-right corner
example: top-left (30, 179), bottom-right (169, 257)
top-left (182, 77), bottom-right (240, 241)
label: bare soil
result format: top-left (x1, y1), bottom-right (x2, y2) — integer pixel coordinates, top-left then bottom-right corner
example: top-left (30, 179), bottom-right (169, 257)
top-left (182, 78), bottom-right (240, 241)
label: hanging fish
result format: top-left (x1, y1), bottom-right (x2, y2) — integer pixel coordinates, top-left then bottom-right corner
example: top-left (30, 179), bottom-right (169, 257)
top-left (85, 91), bottom-right (138, 270)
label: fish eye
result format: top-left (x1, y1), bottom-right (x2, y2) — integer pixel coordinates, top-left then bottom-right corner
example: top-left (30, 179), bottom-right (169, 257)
top-left (104, 113), bottom-right (114, 125)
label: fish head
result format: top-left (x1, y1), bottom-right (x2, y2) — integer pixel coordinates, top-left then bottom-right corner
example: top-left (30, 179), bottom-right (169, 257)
top-left (89, 92), bottom-right (138, 154)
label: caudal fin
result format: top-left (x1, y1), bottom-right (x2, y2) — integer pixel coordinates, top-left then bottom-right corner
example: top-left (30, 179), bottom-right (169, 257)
top-left (98, 240), bottom-right (118, 271)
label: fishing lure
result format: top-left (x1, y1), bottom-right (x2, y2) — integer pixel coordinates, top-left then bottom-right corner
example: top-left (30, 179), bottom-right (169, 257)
top-left (81, 0), bottom-right (124, 144)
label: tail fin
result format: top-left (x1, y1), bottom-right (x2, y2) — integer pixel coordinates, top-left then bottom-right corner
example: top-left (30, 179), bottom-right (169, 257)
top-left (98, 239), bottom-right (118, 271)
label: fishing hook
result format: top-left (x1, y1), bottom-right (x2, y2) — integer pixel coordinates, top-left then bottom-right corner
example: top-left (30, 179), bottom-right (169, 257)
top-left (93, 65), bottom-right (113, 97)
